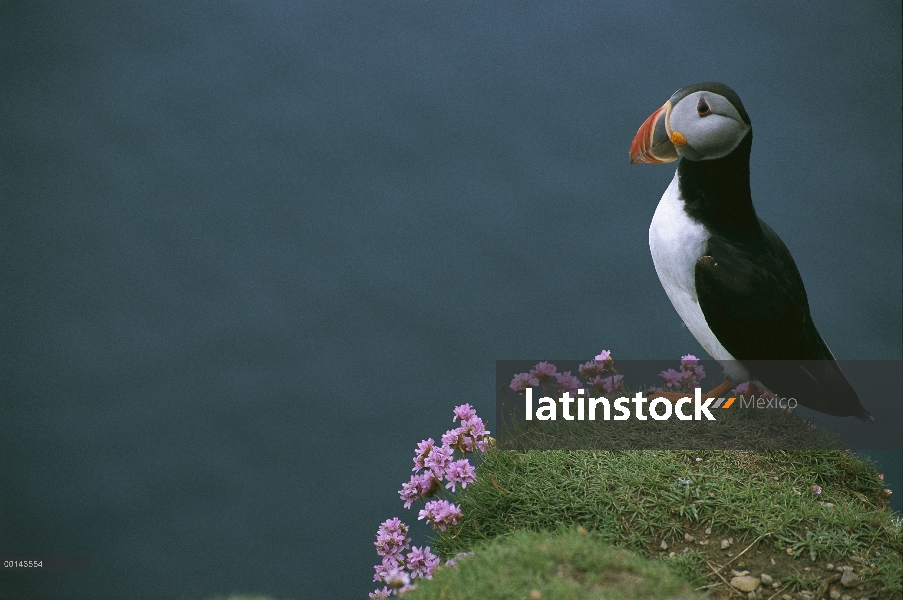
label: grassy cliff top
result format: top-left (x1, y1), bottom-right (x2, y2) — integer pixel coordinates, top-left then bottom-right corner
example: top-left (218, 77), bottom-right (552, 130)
top-left (410, 448), bottom-right (900, 599)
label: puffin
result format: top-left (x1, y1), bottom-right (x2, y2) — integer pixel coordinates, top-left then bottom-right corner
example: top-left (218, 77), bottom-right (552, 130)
top-left (629, 82), bottom-right (873, 422)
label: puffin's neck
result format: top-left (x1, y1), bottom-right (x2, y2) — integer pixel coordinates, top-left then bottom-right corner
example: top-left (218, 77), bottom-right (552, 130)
top-left (676, 133), bottom-right (759, 237)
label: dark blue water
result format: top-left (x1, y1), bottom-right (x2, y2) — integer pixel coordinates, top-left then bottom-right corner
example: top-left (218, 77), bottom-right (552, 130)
top-left (2, 2), bottom-right (901, 599)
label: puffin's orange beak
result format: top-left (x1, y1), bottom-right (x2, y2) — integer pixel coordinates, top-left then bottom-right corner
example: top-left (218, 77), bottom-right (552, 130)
top-left (629, 101), bottom-right (679, 164)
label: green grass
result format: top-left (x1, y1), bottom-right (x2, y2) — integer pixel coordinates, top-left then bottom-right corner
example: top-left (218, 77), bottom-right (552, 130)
top-left (420, 449), bottom-right (901, 599)
top-left (405, 527), bottom-right (704, 600)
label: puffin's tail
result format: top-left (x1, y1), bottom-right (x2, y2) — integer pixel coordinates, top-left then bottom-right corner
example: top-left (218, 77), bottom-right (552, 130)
top-left (744, 359), bottom-right (874, 422)
top-left (851, 404), bottom-right (875, 425)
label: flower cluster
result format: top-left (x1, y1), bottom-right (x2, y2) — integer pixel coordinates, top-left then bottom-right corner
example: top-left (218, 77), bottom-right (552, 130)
top-left (730, 381), bottom-right (750, 396)
top-left (509, 351), bottom-right (624, 398)
top-left (400, 403), bottom-right (488, 510)
top-left (371, 404), bottom-right (490, 597)
top-left (658, 354), bottom-right (706, 392)
top-left (372, 518), bottom-right (418, 596)
top-left (418, 499), bottom-right (464, 531)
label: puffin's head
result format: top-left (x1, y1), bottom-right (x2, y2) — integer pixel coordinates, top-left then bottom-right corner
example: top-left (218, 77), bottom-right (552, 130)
top-left (629, 82), bottom-right (751, 164)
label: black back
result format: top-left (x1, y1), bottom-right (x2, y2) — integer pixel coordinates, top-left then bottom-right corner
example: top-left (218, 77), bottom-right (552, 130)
top-left (673, 90), bottom-right (872, 420)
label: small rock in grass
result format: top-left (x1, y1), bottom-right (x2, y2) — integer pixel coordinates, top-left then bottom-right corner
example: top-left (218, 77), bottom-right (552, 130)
top-left (660, 540), bottom-right (668, 550)
top-left (721, 539), bottom-right (731, 549)
top-left (529, 590), bottom-right (542, 600)
top-left (698, 539), bottom-right (708, 546)
top-left (747, 592), bottom-right (756, 599)
top-left (730, 575), bottom-right (760, 592)
top-left (705, 526), bottom-right (712, 534)
top-left (759, 573), bottom-right (772, 585)
top-left (840, 567), bottom-right (859, 587)
top-left (668, 551), bottom-right (675, 558)
top-left (826, 563), bottom-right (834, 570)
top-left (829, 590), bottom-right (841, 599)
top-left (683, 533), bottom-right (694, 542)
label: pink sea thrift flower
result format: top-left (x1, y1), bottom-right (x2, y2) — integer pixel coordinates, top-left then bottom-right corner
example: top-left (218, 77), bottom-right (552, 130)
top-left (555, 371), bottom-right (581, 394)
top-left (374, 555), bottom-right (402, 583)
top-left (461, 416), bottom-right (488, 440)
top-left (418, 499), bottom-right (463, 532)
top-left (424, 444), bottom-right (453, 478)
top-left (595, 350), bottom-right (612, 362)
top-left (370, 586), bottom-right (391, 600)
top-left (731, 382), bottom-right (750, 396)
top-left (374, 518), bottom-right (410, 561)
top-left (406, 546), bottom-right (441, 579)
top-left (530, 361), bottom-right (557, 382)
top-left (578, 360), bottom-right (603, 378)
top-left (660, 368), bottom-right (682, 389)
top-left (399, 471), bottom-right (439, 508)
top-left (668, 356), bottom-right (702, 388)
top-left (682, 366), bottom-right (705, 386)
top-left (438, 414), bottom-right (490, 455)
top-left (588, 375), bottom-right (604, 392)
top-left (441, 427), bottom-right (463, 448)
top-left (440, 414), bottom-right (491, 455)
top-left (453, 403), bottom-right (477, 422)
top-left (509, 372), bottom-right (539, 393)
top-left (399, 477), bottom-right (421, 509)
top-left (596, 374), bottom-right (623, 394)
top-left (444, 458), bottom-right (476, 492)
top-left (604, 374), bottom-right (622, 394)
top-left (384, 566), bottom-right (411, 590)
top-left (412, 438), bottom-right (435, 471)
top-left (681, 354), bottom-right (699, 369)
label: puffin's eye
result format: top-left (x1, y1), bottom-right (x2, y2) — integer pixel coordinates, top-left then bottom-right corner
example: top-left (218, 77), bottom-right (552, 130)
top-left (697, 100), bottom-right (711, 116)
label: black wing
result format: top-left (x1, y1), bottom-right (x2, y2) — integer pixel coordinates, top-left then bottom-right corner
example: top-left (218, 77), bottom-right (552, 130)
top-left (694, 220), bottom-right (872, 421)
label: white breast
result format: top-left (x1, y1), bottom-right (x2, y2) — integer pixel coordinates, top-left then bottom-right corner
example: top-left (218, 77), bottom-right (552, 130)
top-left (648, 172), bottom-right (749, 382)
